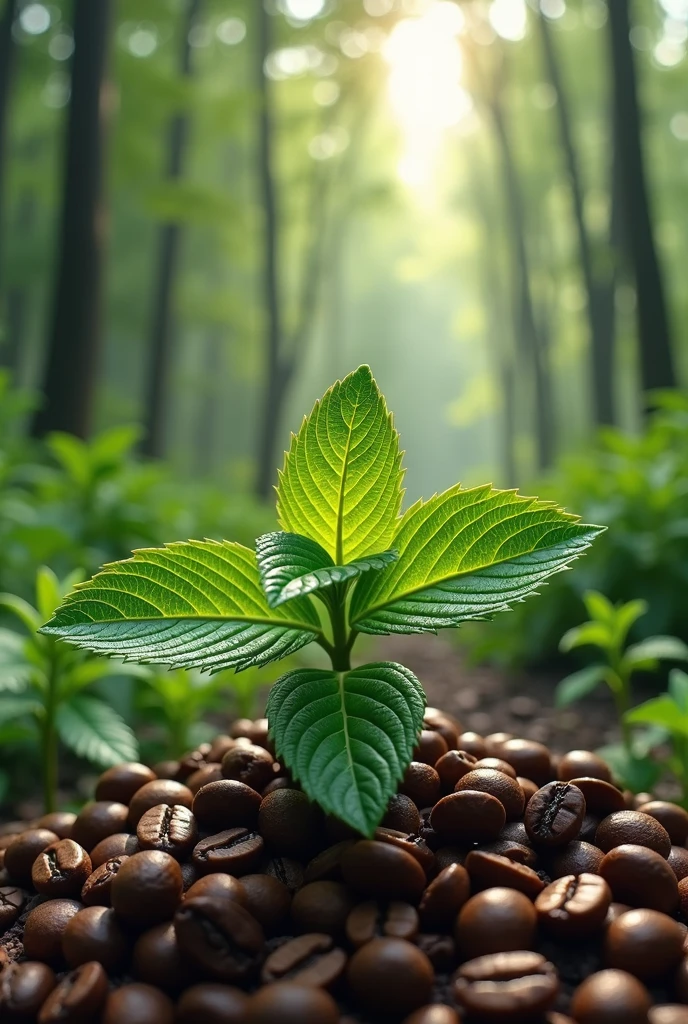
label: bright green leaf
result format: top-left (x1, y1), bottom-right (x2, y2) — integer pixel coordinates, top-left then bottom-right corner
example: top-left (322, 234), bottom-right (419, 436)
top-left (267, 662), bottom-right (425, 835)
top-left (349, 485), bottom-right (603, 634)
top-left (277, 366), bottom-right (404, 564)
top-left (582, 591), bottom-right (616, 625)
top-left (0, 593), bottom-right (41, 634)
top-left (256, 531), bottom-right (397, 608)
top-left (622, 636), bottom-right (688, 675)
top-left (555, 664), bottom-right (609, 707)
top-left (597, 740), bottom-right (663, 793)
top-left (56, 694), bottom-right (139, 766)
top-left (625, 695), bottom-right (688, 736)
top-left (560, 621), bottom-right (612, 654)
top-left (40, 541), bottom-right (323, 672)
top-left (612, 599), bottom-right (649, 649)
top-left (669, 670), bottom-right (688, 714)
top-left (36, 566), bottom-right (62, 623)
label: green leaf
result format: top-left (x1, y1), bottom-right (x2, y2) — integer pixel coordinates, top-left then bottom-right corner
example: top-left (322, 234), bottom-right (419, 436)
top-left (597, 741), bottom-right (663, 793)
top-left (622, 636), bottom-right (688, 675)
top-left (0, 696), bottom-right (43, 723)
top-left (59, 658), bottom-right (149, 698)
top-left (56, 694), bottom-right (139, 766)
top-left (559, 621), bottom-right (612, 653)
top-left (555, 664), bottom-right (609, 707)
top-left (36, 566), bottom-right (62, 623)
top-left (669, 670), bottom-right (688, 714)
top-left (582, 591), bottom-right (616, 626)
top-left (256, 531), bottom-right (397, 608)
top-left (0, 593), bottom-right (41, 634)
top-left (40, 540), bottom-right (323, 672)
top-left (612, 599), bottom-right (648, 649)
top-left (0, 629), bottom-right (33, 693)
top-left (276, 366), bottom-right (404, 564)
top-left (349, 484), bottom-right (603, 634)
top-left (625, 695), bottom-right (688, 736)
top-left (267, 662), bottom-right (425, 835)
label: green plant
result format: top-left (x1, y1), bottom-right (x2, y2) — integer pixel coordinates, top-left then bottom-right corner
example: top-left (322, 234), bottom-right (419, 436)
top-left (0, 567), bottom-right (139, 812)
top-left (626, 670), bottom-right (688, 806)
top-left (42, 366), bottom-right (602, 834)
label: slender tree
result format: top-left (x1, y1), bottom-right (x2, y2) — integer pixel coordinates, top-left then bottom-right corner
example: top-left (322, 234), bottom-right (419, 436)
top-left (0, 0), bottom-right (18, 335)
top-left (32, 0), bottom-right (111, 438)
top-left (608, 0), bottom-right (675, 394)
top-left (141, 0), bottom-right (201, 458)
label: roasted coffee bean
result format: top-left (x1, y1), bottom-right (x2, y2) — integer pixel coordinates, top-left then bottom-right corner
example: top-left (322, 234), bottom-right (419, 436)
top-left (416, 933), bottom-right (457, 972)
top-left (382, 794), bottom-right (422, 833)
top-left (0, 961), bottom-right (56, 1019)
top-left (419, 863), bottom-right (470, 930)
top-left (81, 855), bottom-right (128, 907)
top-left (456, 887), bottom-right (537, 957)
top-left (174, 895), bottom-right (264, 982)
top-left (291, 881), bottom-right (354, 937)
top-left (263, 855), bottom-right (304, 893)
top-left (247, 981), bottom-right (340, 1024)
top-left (35, 812), bottom-right (77, 839)
top-left (466, 849), bottom-right (544, 898)
top-left (568, 777), bottom-right (626, 817)
top-left (89, 832), bottom-right (138, 868)
top-left (95, 762), bottom-right (156, 804)
top-left (454, 950), bottom-right (558, 1019)
top-left (100, 982), bottom-right (174, 1024)
top-left (580, 813), bottom-right (602, 843)
top-left (675, 957), bottom-right (688, 1003)
top-left (128, 780), bottom-right (194, 827)
top-left (535, 873), bottom-right (611, 938)
top-left (474, 756), bottom-right (518, 778)
top-left (185, 872), bottom-right (247, 905)
top-left (435, 750), bottom-right (478, 792)
top-left (261, 932), bottom-right (347, 987)
top-left (4, 829), bottom-right (59, 884)
top-left (550, 840), bottom-right (604, 878)
top-left (600, 844), bottom-right (678, 914)
top-left (32, 839), bottom-right (92, 898)
top-left (178, 747), bottom-right (212, 781)
top-left (180, 861), bottom-right (198, 893)
top-left (414, 729), bottom-right (448, 766)
top-left (348, 937), bottom-right (434, 1017)
top-left (433, 846), bottom-right (469, 873)
top-left (457, 731), bottom-right (487, 758)
top-left (239, 873), bottom-right (291, 934)
top-left (558, 750), bottom-right (612, 783)
top-left (478, 838), bottom-right (538, 868)
top-left (221, 744), bottom-right (275, 792)
top-left (23, 898), bottom-right (83, 964)
top-left (70, 802), bottom-right (129, 852)
top-left (132, 921), bottom-right (194, 992)
top-left (570, 968), bottom-right (652, 1024)
top-left (500, 738), bottom-right (553, 786)
top-left (342, 840), bottom-right (427, 903)
top-left (0, 885), bottom-right (27, 931)
top-left (455, 768), bottom-right (525, 820)
top-left (596, 810), bottom-right (672, 857)
top-left (519, 777), bottom-right (539, 803)
top-left (525, 782), bottom-right (586, 846)
top-left (176, 982), bottom-right (250, 1024)
top-left (192, 828), bottom-right (264, 876)
top-left (605, 902), bottom-right (633, 927)
top-left (136, 803), bottom-right (198, 860)
top-left (192, 780), bottom-right (262, 834)
top-left (111, 850), bottom-right (183, 926)
top-left (650, 1008), bottom-right (688, 1024)
top-left (62, 905), bottom-right (129, 971)
top-left (484, 731), bottom-right (513, 756)
top-left (303, 841), bottom-right (354, 883)
top-left (209, 734), bottom-right (237, 761)
top-left (187, 764), bottom-right (223, 795)
top-left (373, 827), bottom-right (435, 874)
top-left (431, 790), bottom-right (505, 843)
top-left (37, 960), bottom-right (108, 1023)
top-left (403, 1007), bottom-right (461, 1024)
top-left (257, 789), bottom-right (323, 859)
top-left (605, 908), bottom-right (685, 980)
top-left (400, 762), bottom-right (442, 808)
top-left (669, 846), bottom-right (688, 881)
top-left (423, 707), bottom-right (461, 751)
top-left (346, 900), bottom-right (419, 946)
top-left (637, 801), bottom-right (688, 846)
top-left (153, 760), bottom-right (181, 780)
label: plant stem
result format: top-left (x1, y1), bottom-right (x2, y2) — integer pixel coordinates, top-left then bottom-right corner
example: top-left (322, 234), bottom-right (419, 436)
top-left (330, 583), bottom-right (351, 672)
top-left (43, 651), bottom-right (59, 813)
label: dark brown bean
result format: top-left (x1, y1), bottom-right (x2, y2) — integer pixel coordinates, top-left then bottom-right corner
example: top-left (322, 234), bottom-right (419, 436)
top-left (185, 872), bottom-right (247, 906)
top-left (454, 950), bottom-right (558, 1019)
top-left (35, 812), bottom-right (77, 839)
top-left (38, 961), bottom-right (108, 1023)
top-left (568, 777), bottom-right (626, 817)
top-left (100, 983), bottom-right (174, 1024)
top-left (0, 885), bottom-right (28, 932)
top-left (605, 908), bottom-right (685, 980)
top-left (262, 855), bottom-right (304, 894)
top-left (596, 810), bottom-right (672, 857)
top-left (669, 846), bottom-right (688, 881)
top-left (419, 864), bottom-right (471, 930)
top-left (221, 744), bottom-right (275, 791)
top-left (303, 841), bottom-right (354, 884)
top-left (247, 982), bottom-right (340, 1024)
top-left (261, 932), bottom-right (347, 987)
top-left (550, 841), bottom-right (604, 878)
top-left (435, 750), bottom-right (478, 792)
top-left (570, 968), bottom-right (652, 1024)
top-left (128, 780), bottom-right (194, 828)
top-left (431, 790), bottom-right (505, 843)
top-left (70, 802), bottom-right (129, 852)
top-left (347, 937), bottom-right (434, 1017)
top-left (23, 899), bottom-right (83, 965)
top-left (600, 844), bottom-right (678, 914)
top-left (132, 921), bottom-right (194, 992)
top-left (111, 850), bottom-right (183, 927)
top-left (454, 769), bottom-right (525, 820)
top-left (187, 764), bottom-right (223, 795)
top-left (403, 1007), bottom-right (461, 1024)
top-left (136, 803), bottom-right (198, 860)
top-left (400, 762), bottom-right (441, 808)
top-left (473, 757), bottom-right (518, 778)
top-left (500, 738), bottom-right (553, 785)
top-left (62, 906), bottom-right (129, 971)
top-left (637, 801), bottom-right (688, 846)
top-left (174, 895), bottom-right (264, 982)
top-left (373, 827), bottom-right (435, 874)
top-left (95, 762), bottom-right (156, 804)
top-left (525, 782), bottom-right (586, 846)
top-left (81, 855), bottom-right (128, 907)
top-left (455, 887), bottom-right (537, 957)
top-left (0, 962), bottom-right (56, 1019)
top-left (519, 777), bottom-right (539, 803)
top-left (176, 983), bottom-right (249, 1024)
top-left (424, 707), bottom-right (462, 750)
top-left (341, 840), bottom-right (427, 903)
top-left (192, 828), bottom-right (264, 876)
top-left (649, 1007), bottom-right (688, 1024)
top-left (32, 839), bottom-right (92, 898)
top-left (346, 900), bottom-right (419, 947)
top-left (465, 849), bottom-right (544, 898)
top-left (257, 789), bottom-right (322, 859)
top-left (558, 750), bottom-right (612, 782)
top-left (239, 873), bottom-right (292, 934)
top-left (414, 729), bottom-right (448, 766)
top-left (4, 829), bottom-right (60, 885)
top-left (290, 881), bottom-right (354, 937)
top-left (478, 838), bottom-right (538, 869)
top-left (535, 873), bottom-right (611, 938)
top-left (382, 794), bottom-right (422, 834)
top-left (89, 832), bottom-right (139, 868)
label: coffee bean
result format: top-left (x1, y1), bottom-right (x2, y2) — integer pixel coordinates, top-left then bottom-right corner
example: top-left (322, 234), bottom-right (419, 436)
top-left (192, 779), bottom-right (262, 834)
top-left (551, 840), bottom-right (604, 878)
top-left (23, 898), bottom-right (83, 964)
top-left (303, 841), bottom-right (355, 884)
top-left (178, 747), bottom-right (212, 781)
top-left (467, 849), bottom-right (544, 898)
top-left (62, 905), bottom-right (129, 971)
top-left (341, 840), bottom-right (427, 903)
top-left (570, 968), bottom-right (652, 1024)
top-left (419, 864), bottom-right (470, 930)
top-left (500, 738), bottom-right (553, 786)
top-left (153, 760), bottom-right (181, 780)
top-left (525, 782), bottom-right (586, 846)
top-left (596, 810), bottom-right (672, 857)
top-left (600, 844), bottom-right (678, 914)
top-left (221, 744), bottom-right (275, 791)
top-left (373, 827), bottom-right (435, 874)
top-left (416, 934), bottom-right (456, 972)
top-left (180, 861), bottom-right (198, 893)
top-left (567, 777), bottom-right (626, 817)
top-left (257, 789), bottom-right (323, 859)
top-left (435, 750), bottom-right (478, 792)
top-left (192, 828), bottom-right (264, 876)
top-left (4, 829), bottom-right (59, 885)
top-left (187, 764), bottom-right (223, 795)
top-left (558, 750), bottom-right (612, 783)
top-left (484, 732), bottom-right (513, 757)
top-left (89, 832), bottom-right (139, 868)
top-left (37, 960), bottom-right (108, 1023)
top-left (185, 872), bottom-right (247, 905)
top-left (402, 1005), bottom-right (461, 1024)
top-left (381, 794), bottom-right (422, 833)
top-left (347, 937), bottom-right (434, 1017)
top-left (454, 950), bottom-right (558, 1019)
top-left (414, 729), bottom-right (448, 766)
top-left (433, 847), bottom-right (469, 873)
top-left (261, 932), bottom-right (347, 987)
top-left (457, 731), bottom-right (487, 758)
top-left (474, 757), bottom-right (518, 778)
top-left (0, 885), bottom-right (27, 932)
top-left (128, 780), bottom-right (194, 827)
top-left (132, 921), bottom-right (194, 992)
top-left (431, 790), bottom-right (505, 843)
top-left (247, 981), bottom-right (340, 1024)
top-left (136, 804), bottom-right (198, 860)
top-left (100, 982), bottom-right (175, 1024)
top-left (239, 873), bottom-right (291, 934)
top-left (637, 801), bottom-right (688, 846)
top-left (174, 895), bottom-right (264, 981)
top-left (400, 762), bottom-right (441, 808)
top-left (32, 839), bottom-right (92, 898)
top-left (535, 873), bottom-right (611, 938)
top-left (291, 881), bottom-right (354, 937)
top-left (95, 762), bottom-right (156, 804)
top-left (519, 777), bottom-right (539, 802)
top-left (81, 855), bottom-right (128, 907)
top-left (71, 802), bottom-right (129, 852)
top-left (456, 888), bottom-right (537, 957)
top-left (262, 856), bottom-right (304, 893)
top-left (176, 982), bottom-right (250, 1024)
top-left (580, 813), bottom-right (602, 843)
top-left (424, 707), bottom-right (461, 751)
top-left (35, 812), bottom-right (77, 840)
top-left (347, 899), bottom-right (419, 947)
top-left (111, 850), bottom-right (183, 927)
top-left (605, 908), bottom-right (685, 980)
top-left (0, 961), bottom-right (56, 1019)
top-left (650, 1007), bottom-right (688, 1024)
top-left (669, 846), bottom-right (688, 881)
top-left (454, 769), bottom-right (525, 820)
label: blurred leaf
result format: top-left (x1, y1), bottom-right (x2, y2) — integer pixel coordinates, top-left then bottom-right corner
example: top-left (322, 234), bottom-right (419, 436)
top-left (612, 599), bottom-right (649, 648)
top-left (598, 741), bottom-right (663, 793)
top-left (559, 621), bottom-right (611, 653)
top-left (555, 664), bottom-right (609, 707)
top-left (56, 694), bottom-right (138, 767)
top-left (622, 636), bottom-right (688, 675)
top-left (0, 629), bottom-right (34, 692)
top-left (669, 670), bottom-right (688, 714)
top-left (0, 594), bottom-right (41, 634)
top-left (626, 695), bottom-right (688, 736)
top-left (0, 696), bottom-right (43, 722)
top-left (582, 590), bottom-right (615, 625)
top-left (36, 566), bottom-right (62, 622)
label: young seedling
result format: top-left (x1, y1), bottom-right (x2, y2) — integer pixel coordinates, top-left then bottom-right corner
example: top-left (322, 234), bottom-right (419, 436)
top-left (42, 366), bottom-right (602, 834)
top-left (626, 669), bottom-right (688, 806)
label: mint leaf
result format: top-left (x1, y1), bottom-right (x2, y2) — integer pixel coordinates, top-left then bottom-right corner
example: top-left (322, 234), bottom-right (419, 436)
top-left (267, 661), bottom-right (425, 835)
top-left (350, 484), bottom-right (604, 634)
top-left (56, 694), bottom-right (139, 766)
top-left (41, 540), bottom-right (323, 671)
top-left (256, 531), bottom-right (397, 608)
top-left (277, 365), bottom-right (404, 564)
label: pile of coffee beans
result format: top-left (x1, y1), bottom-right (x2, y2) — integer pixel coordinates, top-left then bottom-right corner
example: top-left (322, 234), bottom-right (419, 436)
top-left (3, 710), bottom-right (688, 1022)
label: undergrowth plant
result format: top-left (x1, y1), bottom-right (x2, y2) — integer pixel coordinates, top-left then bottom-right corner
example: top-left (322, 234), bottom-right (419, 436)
top-left (626, 670), bottom-right (688, 806)
top-left (42, 367), bottom-right (603, 835)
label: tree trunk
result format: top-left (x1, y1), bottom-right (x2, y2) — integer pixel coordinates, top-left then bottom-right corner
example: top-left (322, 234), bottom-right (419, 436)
top-left (32, 0), bottom-right (111, 438)
top-left (608, 0), bottom-right (675, 394)
top-left (141, 0), bottom-right (200, 458)
top-left (194, 329), bottom-right (222, 476)
top-left (538, 12), bottom-right (616, 425)
top-left (0, 0), bottom-right (18, 333)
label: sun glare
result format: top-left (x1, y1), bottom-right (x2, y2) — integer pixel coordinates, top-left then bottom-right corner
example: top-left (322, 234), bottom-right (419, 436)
top-left (384, 2), bottom-right (472, 190)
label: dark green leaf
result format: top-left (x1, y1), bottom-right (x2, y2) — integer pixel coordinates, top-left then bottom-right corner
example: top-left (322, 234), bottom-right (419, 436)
top-left (56, 694), bottom-right (139, 766)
